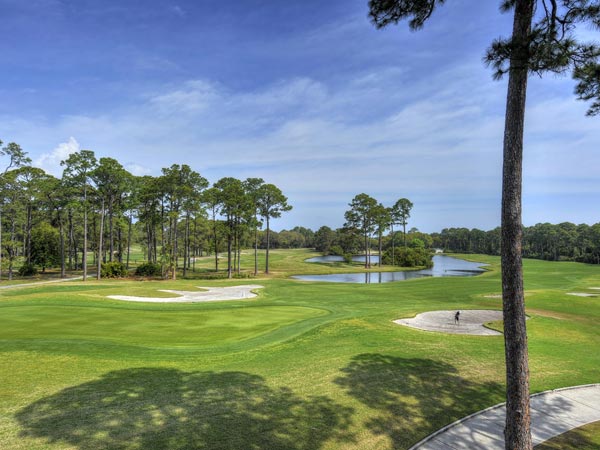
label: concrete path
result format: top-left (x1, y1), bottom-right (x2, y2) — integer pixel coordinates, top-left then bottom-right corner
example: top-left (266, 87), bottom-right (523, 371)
top-left (0, 276), bottom-right (83, 290)
top-left (410, 384), bottom-right (600, 449)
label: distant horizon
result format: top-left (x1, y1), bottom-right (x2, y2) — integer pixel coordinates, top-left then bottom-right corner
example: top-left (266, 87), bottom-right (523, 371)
top-left (2, 0), bottom-right (598, 233)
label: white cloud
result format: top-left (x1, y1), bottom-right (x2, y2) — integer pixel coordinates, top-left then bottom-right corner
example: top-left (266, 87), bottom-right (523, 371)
top-left (125, 163), bottom-right (152, 176)
top-left (34, 137), bottom-right (81, 176)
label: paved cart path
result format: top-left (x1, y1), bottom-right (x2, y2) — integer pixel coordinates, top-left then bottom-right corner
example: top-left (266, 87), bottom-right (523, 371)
top-left (411, 384), bottom-right (600, 449)
top-left (0, 276), bottom-right (83, 290)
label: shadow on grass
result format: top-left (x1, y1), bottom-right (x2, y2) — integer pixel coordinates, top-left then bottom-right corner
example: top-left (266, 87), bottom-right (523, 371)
top-left (16, 368), bottom-right (354, 450)
top-left (335, 354), bottom-right (504, 449)
top-left (535, 423), bottom-right (600, 449)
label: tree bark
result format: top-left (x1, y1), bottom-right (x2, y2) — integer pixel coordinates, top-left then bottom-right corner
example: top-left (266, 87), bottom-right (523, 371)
top-left (265, 216), bottom-right (271, 274)
top-left (97, 199), bottom-right (105, 280)
top-left (126, 213), bottom-right (132, 269)
top-left (59, 211), bottom-right (66, 278)
top-left (254, 225), bottom-right (258, 276)
top-left (83, 187), bottom-right (87, 281)
top-left (502, 1), bottom-right (534, 449)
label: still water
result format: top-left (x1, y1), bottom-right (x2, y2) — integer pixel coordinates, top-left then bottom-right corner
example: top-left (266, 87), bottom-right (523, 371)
top-left (293, 255), bottom-right (487, 284)
top-left (305, 255), bottom-right (380, 264)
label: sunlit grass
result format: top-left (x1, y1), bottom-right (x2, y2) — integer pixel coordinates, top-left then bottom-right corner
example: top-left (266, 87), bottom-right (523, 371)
top-left (0, 250), bottom-right (599, 449)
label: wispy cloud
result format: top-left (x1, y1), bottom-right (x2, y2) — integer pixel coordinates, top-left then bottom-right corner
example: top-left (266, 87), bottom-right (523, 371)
top-left (170, 5), bottom-right (186, 18)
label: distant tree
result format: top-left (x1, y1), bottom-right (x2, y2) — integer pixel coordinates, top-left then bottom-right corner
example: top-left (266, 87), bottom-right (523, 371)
top-left (39, 175), bottom-right (69, 277)
top-left (314, 226), bottom-right (337, 253)
top-left (243, 177), bottom-right (265, 275)
top-left (291, 226), bottom-right (315, 247)
top-left (61, 150), bottom-right (98, 281)
top-left (214, 177), bottom-right (247, 279)
top-left (160, 164), bottom-right (208, 279)
top-left (372, 203), bottom-right (391, 265)
top-left (0, 139), bottom-right (31, 280)
top-left (368, 1), bottom-right (600, 447)
top-left (1, 140), bottom-right (31, 174)
top-left (391, 198), bottom-right (413, 248)
top-left (344, 194), bottom-right (378, 268)
top-left (92, 158), bottom-right (133, 264)
top-left (202, 187), bottom-right (222, 272)
top-left (257, 184), bottom-right (292, 274)
top-left (30, 223), bottom-right (60, 272)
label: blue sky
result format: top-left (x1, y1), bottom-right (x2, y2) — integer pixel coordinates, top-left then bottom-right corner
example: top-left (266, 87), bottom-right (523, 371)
top-left (1, 0), bottom-right (599, 232)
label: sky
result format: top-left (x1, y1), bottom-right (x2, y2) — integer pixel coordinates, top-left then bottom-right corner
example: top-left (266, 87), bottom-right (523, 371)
top-left (1, 0), bottom-right (599, 232)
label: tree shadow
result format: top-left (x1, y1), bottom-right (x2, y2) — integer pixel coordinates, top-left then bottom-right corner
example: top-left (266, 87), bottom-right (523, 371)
top-left (16, 368), bottom-right (354, 450)
top-left (334, 354), bottom-right (504, 449)
top-left (535, 421), bottom-right (600, 449)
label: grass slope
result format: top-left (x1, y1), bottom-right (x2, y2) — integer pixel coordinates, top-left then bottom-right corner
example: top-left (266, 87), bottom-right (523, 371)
top-left (1, 250), bottom-right (599, 449)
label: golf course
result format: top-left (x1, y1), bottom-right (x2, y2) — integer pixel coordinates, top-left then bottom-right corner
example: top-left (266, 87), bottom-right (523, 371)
top-left (1, 249), bottom-right (599, 449)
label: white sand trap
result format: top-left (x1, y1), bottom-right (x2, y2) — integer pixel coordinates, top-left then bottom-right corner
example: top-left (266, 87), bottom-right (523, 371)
top-left (394, 310), bottom-right (504, 335)
top-left (108, 285), bottom-right (264, 303)
top-left (567, 292), bottom-right (598, 297)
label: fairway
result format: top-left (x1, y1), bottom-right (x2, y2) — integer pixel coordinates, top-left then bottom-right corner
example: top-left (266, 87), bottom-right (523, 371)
top-left (1, 250), bottom-right (599, 449)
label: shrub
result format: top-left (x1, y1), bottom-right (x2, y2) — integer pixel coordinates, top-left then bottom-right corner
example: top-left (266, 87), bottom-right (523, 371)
top-left (101, 262), bottom-right (129, 278)
top-left (18, 263), bottom-right (38, 277)
top-left (134, 262), bottom-right (163, 277)
top-left (382, 247), bottom-right (433, 268)
top-left (328, 245), bottom-right (345, 256)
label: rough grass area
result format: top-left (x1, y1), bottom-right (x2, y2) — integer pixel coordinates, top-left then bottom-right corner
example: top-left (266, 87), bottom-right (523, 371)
top-left (1, 250), bottom-right (599, 449)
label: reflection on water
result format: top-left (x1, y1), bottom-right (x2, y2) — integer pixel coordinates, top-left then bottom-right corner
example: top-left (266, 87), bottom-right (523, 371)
top-left (293, 255), bottom-right (487, 284)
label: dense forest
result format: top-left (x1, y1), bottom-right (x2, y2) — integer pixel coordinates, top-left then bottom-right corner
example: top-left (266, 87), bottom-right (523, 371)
top-left (0, 139), bottom-right (291, 280)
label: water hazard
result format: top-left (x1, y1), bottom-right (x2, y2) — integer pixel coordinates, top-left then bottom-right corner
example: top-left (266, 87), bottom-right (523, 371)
top-left (305, 255), bottom-right (380, 264)
top-left (293, 255), bottom-right (487, 284)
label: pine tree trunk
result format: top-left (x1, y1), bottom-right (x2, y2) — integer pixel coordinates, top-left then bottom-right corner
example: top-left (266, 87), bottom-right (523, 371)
top-left (265, 217), bottom-right (271, 274)
top-left (83, 191), bottom-right (88, 282)
top-left (254, 225), bottom-right (258, 276)
top-left (68, 209), bottom-right (73, 270)
top-left (391, 224), bottom-right (395, 266)
top-left (363, 228), bottom-right (368, 269)
top-left (59, 212), bottom-right (66, 278)
top-left (97, 200), bottom-right (105, 280)
top-left (109, 203), bottom-right (114, 262)
top-left (126, 213), bottom-right (132, 269)
top-left (227, 220), bottom-right (232, 279)
top-left (213, 214), bottom-right (219, 272)
top-left (502, 1), bottom-right (534, 449)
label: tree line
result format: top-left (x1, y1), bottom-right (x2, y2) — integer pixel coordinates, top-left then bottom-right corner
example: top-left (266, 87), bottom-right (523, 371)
top-left (0, 139), bottom-right (291, 280)
top-left (431, 223), bottom-right (600, 264)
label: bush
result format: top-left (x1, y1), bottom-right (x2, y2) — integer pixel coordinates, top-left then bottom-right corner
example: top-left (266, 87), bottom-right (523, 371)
top-left (18, 263), bottom-right (38, 277)
top-left (101, 262), bottom-right (129, 278)
top-left (382, 247), bottom-right (433, 268)
top-left (328, 245), bottom-right (345, 256)
top-left (134, 262), bottom-right (163, 277)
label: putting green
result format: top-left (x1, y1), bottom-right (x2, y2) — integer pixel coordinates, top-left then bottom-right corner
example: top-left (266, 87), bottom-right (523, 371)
top-left (0, 303), bottom-right (329, 353)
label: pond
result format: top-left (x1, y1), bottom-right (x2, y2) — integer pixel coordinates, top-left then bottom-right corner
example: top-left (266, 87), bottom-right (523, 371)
top-left (293, 255), bottom-right (487, 284)
top-left (305, 255), bottom-right (380, 264)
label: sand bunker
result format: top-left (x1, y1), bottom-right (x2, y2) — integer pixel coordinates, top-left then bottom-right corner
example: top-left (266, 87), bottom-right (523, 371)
top-left (567, 292), bottom-right (598, 297)
top-left (108, 285), bottom-right (264, 303)
top-left (394, 310), bottom-right (504, 335)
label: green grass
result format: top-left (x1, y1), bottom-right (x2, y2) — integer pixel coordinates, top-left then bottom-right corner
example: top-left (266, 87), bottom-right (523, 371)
top-left (535, 421), bottom-right (600, 449)
top-left (1, 249), bottom-right (599, 449)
